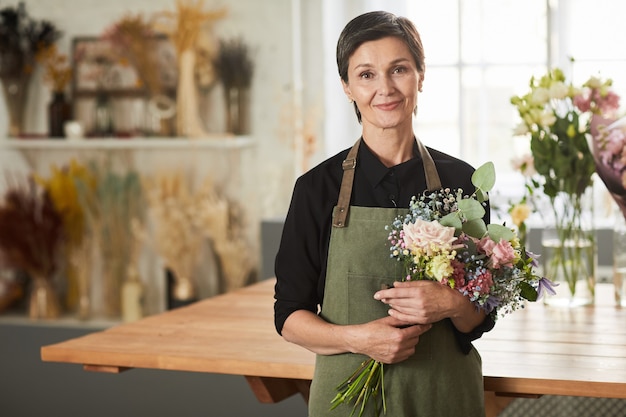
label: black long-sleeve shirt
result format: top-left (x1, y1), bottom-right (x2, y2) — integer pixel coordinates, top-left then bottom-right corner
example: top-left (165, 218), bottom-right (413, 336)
top-left (274, 140), bottom-right (495, 354)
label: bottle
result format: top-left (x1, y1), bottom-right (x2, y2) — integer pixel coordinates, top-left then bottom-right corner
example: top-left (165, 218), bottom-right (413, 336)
top-left (121, 266), bottom-right (143, 322)
top-left (48, 91), bottom-right (71, 138)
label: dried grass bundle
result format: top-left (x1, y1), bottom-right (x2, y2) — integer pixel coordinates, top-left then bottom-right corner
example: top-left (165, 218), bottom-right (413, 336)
top-left (0, 175), bottom-right (64, 279)
top-left (153, 0), bottom-right (226, 54)
top-left (193, 180), bottom-right (256, 292)
top-left (74, 161), bottom-right (144, 317)
top-left (143, 172), bottom-right (205, 300)
top-left (36, 44), bottom-right (71, 93)
top-left (214, 37), bottom-right (254, 90)
top-left (102, 13), bottom-right (162, 95)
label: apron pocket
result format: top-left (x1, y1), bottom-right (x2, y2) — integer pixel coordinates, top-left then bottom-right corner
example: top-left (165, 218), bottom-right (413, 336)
top-left (347, 272), bottom-right (395, 324)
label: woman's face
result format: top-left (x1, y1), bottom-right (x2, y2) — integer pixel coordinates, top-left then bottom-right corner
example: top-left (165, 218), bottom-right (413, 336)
top-left (342, 36), bottom-right (423, 131)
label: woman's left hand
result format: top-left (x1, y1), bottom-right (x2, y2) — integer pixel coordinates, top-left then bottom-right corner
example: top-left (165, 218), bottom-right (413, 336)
top-left (373, 280), bottom-right (467, 325)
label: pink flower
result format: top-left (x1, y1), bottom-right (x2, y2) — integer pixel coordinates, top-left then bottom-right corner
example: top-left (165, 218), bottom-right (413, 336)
top-left (476, 237), bottom-right (516, 269)
top-left (490, 239), bottom-right (517, 268)
top-left (402, 219), bottom-right (458, 257)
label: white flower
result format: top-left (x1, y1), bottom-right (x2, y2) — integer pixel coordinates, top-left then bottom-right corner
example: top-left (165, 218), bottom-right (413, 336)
top-left (549, 82), bottom-right (569, 100)
top-left (538, 110), bottom-right (557, 128)
top-left (513, 122), bottom-right (529, 136)
top-left (530, 87), bottom-right (550, 105)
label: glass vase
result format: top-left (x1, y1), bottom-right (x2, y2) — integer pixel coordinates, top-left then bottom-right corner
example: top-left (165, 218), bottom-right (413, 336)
top-left (224, 86), bottom-right (250, 135)
top-left (541, 191), bottom-right (596, 307)
top-left (0, 54), bottom-right (33, 137)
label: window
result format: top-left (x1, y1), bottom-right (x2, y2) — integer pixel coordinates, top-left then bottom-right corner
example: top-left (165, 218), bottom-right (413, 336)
top-left (405, 0), bottom-right (626, 206)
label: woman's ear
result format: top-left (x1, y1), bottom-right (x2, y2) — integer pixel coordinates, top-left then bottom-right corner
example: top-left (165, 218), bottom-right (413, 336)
top-left (418, 74), bottom-right (424, 93)
top-left (342, 80), bottom-right (353, 102)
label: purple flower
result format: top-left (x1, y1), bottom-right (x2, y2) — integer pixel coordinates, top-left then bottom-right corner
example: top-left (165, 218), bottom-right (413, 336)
top-left (536, 277), bottom-right (558, 300)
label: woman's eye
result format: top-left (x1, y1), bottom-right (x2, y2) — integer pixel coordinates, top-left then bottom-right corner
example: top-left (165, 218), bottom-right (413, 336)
top-left (393, 66), bottom-right (406, 74)
top-left (359, 72), bottom-right (372, 79)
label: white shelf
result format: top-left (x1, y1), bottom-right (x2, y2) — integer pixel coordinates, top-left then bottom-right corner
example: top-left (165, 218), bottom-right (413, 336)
top-left (0, 135), bottom-right (254, 150)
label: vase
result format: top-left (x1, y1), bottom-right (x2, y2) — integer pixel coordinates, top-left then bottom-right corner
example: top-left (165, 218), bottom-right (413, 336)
top-left (224, 86), bottom-right (250, 135)
top-left (48, 91), bottom-right (71, 138)
top-left (29, 277), bottom-right (61, 320)
top-left (92, 92), bottom-right (114, 137)
top-left (0, 51), bottom-right (34, 137)
top-left (176, 49), bottom-right (207, 137)
top-left (121, 266), bottom-right (143, 322)
top-left (541, 191), bottom-right (596, 307)
top-left (165, 268), bottom-right (197, 310)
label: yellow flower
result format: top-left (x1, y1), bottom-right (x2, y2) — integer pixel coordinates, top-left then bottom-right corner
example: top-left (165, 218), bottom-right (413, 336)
top-left (510, 203), bottom-right (531, 227)
top-left (34, 160), bottom-right (95, 246)
top-left (426, 254), bottom-right (453, 282)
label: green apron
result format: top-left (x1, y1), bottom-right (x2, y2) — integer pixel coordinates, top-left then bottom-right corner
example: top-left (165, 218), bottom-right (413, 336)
top-left (308, 139), bottom-right (485, 417)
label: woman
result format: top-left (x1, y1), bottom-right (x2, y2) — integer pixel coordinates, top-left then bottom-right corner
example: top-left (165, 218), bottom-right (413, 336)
top-left (274, 10), bottom-right (494, 416)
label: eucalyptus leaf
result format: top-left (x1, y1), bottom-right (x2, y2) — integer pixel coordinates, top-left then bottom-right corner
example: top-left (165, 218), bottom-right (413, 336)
top-left (487, 223), bottom-right (515, 242)
top-left (439, 212), bottom-right (462, 230)
top-left (457, 199), bottom-right (485, 221)
top-left (471, 162), bottom-right (496, 193)
top-left (462, 218), bottom-right (487, 239)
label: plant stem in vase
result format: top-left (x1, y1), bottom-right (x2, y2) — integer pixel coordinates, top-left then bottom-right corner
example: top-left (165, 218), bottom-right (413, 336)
top-left (541, 191), bottom-right (596, 307)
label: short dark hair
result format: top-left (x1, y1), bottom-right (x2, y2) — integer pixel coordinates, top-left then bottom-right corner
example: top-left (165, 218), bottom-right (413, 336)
top-left (336, 11), bottom-right (425, 123)
top-left (336, 10), bottom-right (425, 82)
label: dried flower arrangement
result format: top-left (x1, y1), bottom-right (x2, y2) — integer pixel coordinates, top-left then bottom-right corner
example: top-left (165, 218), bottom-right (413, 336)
top-left (34, 160), bottom-right (95, 315)
top-left (0, 175), bottom-right (64, 279)
top-left (74, 160), bottom-right (144, 318)
top-left (142, 172), bottom-right (205, 301)
top-left (153, 0), bottom-right (226, 136)
top-left (153, 0), bottom-right (226, 54)
top-left (143, 172), bottom-right (256, 298)
top-left (101, 13), bottom-right (162, 95)
top-left (36, 44), bottom-right (71, 93)
top-left (0, 2), bottom-right (62, 135)
top-left (213, 37), bottom-right (254, 90)
top-left (0, 174), bottom-right (64, 318)
top-left (0, 2), bottom-right (61, 77)
top-left (193, 180), bottom-right (257, 292)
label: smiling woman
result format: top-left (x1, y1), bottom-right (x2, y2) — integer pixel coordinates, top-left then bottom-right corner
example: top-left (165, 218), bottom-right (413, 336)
top-left (275, 10), bottom-right (493, 417)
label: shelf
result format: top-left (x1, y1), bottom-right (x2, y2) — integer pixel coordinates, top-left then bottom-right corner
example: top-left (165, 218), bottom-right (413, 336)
top-left (0, 135), bottom-right (254, 151)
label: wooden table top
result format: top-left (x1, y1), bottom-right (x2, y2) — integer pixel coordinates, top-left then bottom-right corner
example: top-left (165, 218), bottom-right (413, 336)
top-left (41, 278), bottom-right (626, 401)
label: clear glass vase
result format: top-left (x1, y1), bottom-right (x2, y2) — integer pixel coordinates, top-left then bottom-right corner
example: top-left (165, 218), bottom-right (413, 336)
top-left (541, 191), bottom-right (596, 307)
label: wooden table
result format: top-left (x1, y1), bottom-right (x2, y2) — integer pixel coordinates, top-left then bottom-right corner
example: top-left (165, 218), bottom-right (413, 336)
top-left (41, 279), bottom-right (626, 416)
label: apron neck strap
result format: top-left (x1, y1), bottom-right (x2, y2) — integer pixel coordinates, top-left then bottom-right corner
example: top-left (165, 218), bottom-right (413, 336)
top-left (332, 137), bottom-right (442, 228)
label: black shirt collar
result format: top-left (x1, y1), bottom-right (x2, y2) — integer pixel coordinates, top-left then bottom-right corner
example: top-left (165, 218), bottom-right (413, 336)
top-left (358, 139), bottom-right (421, 188)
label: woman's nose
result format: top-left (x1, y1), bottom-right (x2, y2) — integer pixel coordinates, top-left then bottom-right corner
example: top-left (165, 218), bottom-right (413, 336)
top-left (377, 74), bottom-right (394, 95)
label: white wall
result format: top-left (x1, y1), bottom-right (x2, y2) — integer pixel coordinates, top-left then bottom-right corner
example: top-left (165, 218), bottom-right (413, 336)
top-left (0, 0), bottom-right (324, 218)
top-left (0, 0), bottom-right (416, 217)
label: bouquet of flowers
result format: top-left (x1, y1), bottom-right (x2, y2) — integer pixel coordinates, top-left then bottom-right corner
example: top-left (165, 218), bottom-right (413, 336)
top-left (331, 162), bottom-right (554, 416)
top-left (590, 114), bottom-right (626, 219)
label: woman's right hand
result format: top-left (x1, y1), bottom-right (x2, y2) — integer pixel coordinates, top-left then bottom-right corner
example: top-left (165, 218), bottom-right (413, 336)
top-left (348, 316), bottom-right (431, 364)
top-left (281, 310), bottom-right (430, 363)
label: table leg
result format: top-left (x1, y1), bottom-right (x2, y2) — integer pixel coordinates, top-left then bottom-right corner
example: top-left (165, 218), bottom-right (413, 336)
top-left (245, 376), bottom-right (311, 404)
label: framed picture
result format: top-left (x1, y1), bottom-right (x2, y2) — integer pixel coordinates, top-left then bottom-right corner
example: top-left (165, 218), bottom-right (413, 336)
top-left (71, 35), bottom-right (178, 98)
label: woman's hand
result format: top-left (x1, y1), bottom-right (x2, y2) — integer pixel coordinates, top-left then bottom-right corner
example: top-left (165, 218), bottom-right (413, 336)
top-left (373, 280), bottom-right (487, 333)
top-left (347, 316), bottom-right (431, 364)
top-left (281, 310), bottom-right (431, 364)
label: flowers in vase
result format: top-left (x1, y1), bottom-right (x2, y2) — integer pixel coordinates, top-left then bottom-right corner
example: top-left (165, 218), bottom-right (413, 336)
top-left (511, 68), bottom-right (619, 199)
top-left (36, 44), bottom-right (72, 94)
top-left (510, 67), bottom-right (620, 303)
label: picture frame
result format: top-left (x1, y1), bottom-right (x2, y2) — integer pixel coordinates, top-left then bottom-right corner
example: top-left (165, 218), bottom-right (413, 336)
top-left (71, 35), bottom-right (178, 98)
